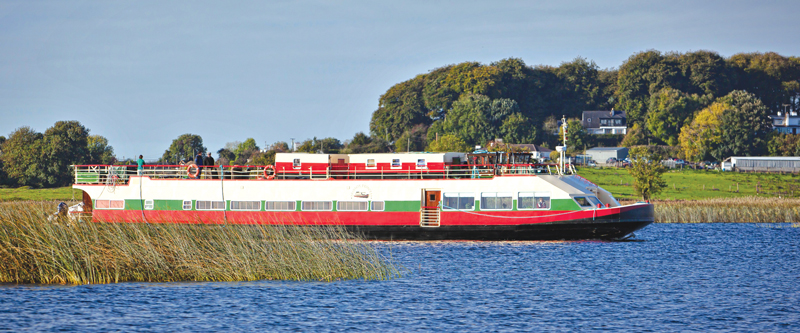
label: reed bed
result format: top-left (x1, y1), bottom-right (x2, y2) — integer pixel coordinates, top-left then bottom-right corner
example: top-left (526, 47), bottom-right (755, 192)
top-left (652, 197), bottom-right (800, 223)
top-left (0, 202), bottom-right (399, 284)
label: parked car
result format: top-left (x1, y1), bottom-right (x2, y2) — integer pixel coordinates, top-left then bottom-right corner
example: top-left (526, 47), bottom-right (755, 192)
top-left (606, 157), bottom-right (617, 164)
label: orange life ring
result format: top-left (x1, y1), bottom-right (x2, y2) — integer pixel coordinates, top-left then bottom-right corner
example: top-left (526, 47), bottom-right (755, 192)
top-left (263, 165), bottom-right (275, 180)
top-left (187, 164), bottom-right (200, 179)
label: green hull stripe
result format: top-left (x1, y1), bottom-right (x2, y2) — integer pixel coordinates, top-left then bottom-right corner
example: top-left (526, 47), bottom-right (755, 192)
top-left (121, 198), bottom-right (581, 212)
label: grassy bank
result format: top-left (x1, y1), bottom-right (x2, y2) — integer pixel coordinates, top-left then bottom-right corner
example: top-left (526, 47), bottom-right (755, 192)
top-left (651, 197), bottom-right (800, 223)
top-left (578, 167), bottom-right (800, 201)
top-left (0, 187), bottom-right (83, 202)
top-left (0, 202), bottom-right (399, 284)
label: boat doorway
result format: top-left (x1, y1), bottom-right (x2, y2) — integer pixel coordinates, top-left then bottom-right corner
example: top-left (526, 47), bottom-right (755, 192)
top-left (420, 189), bottom-right (441, 227)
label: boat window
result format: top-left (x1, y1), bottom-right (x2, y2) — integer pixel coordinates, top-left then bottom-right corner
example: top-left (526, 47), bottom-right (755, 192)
top-left (302, 201), bottom-right (332, 211)
top-left (197, 200), bottom-right (225, 210)
top-left (587, 196), bottom-right (602, 206)
top-left (443, 192), bottom-right (474, 210)
top-left (231, 201), bottom-right (261, 211)
top-left (293, 158), bottom-right (301, 169)
top-left (371, 201), bottom-right (385, 211)
top-left (391, 159), bottom-right (401, 169)
top-left (337, 201), bottom-right (368, 211)
top-left (95, 199), bottom-right (124, 210)
top-left (183, 200), bottom-right (192, 210)
top-left (144, 200), bottom-right (154, 210)
top-left (573, 197), bottom-right (592, 207)
top-left (366, 159), bottom-right (376, 169)
top-left (265, 201), bottom-right (296, 211)
top-left (518, 192), bottom-right (550, 209)
top-left (416, 159), bottom-right (427, 169)
top-left (480, 192), bottom-right (512, 210)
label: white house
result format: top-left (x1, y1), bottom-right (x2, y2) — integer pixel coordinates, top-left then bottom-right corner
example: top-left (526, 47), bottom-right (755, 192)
top-left (769, 111), bottom-right (800, 134)
top-left (581, 109), bottom-right (628, 135)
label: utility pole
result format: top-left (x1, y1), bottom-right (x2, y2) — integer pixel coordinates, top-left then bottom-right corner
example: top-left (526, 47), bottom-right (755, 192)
top-left (291, 138), bottom-right (295, 152)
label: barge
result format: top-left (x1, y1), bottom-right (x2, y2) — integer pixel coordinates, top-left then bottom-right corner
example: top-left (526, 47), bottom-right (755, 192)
top-left (70, 150), bottom-right (653, 240)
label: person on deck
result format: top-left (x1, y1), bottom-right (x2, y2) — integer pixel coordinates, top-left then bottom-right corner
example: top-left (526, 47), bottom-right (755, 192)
top-left (137, 155), bottom-right (144, 176)
top-left (194, 153), bottom-right (204, 179)
top-left (204, 152), bottom-right (216, 179)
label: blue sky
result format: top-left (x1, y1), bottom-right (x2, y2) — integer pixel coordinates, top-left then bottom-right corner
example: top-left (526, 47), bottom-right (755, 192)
top-left (1, 0), bottom-right (799, 160)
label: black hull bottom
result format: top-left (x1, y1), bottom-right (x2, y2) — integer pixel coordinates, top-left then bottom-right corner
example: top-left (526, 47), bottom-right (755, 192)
top-left (348, 221), bottom-right (652, 241)
top-left (348, 204), bottom-right (654, 241)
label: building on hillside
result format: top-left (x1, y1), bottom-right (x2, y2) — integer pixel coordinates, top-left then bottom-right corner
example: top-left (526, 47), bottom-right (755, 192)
top-left (769, 110), bottom-right (800, 134)
top-left (585, 147), bottom-right (629, 164)
top-left (723, 156), bottom-right (800, 172)
top-left (582, 109), bottom-right (628, 135)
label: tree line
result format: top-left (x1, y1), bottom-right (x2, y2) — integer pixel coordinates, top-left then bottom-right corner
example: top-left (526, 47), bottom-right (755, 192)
top-left (0, 123), bottom-right (399, 188)
top-left (369, 50), bottom-right (800, 160)
top-left (3, 50), bottom-right (799, 187)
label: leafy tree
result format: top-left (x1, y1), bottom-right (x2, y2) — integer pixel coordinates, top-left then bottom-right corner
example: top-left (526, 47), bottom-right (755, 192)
top-left (615, 50), bottom-right (669, 124)
top-left (597, 68), bottom-right (619, 110)
top-left (554, 57), bottom-right (603, 116)
top-left (645, 88), bottom-right (703, 145)
top-left (350, 132), bottom-right (372, 146)
top-left (296, 139), bottom-right (315, 153)
top-left (369, 76), bottom-right (428, 141)
top-left (677, 50), bottom-right (732, 96)
top-left (315, 137), bottom-right (343, 153)
top-left (728, 52), bottom-right (800, 113)
top-left (86, 135), bottom-right (115, 164)
top-left (41, 121), bottom-right (90, 187)
top-left (346, 137), bottom-right (392, 153)
top-left (678, 101), bottom-right (728, 162)
top-left (500, 113), bottom-right (536, 144)
top-left (767, 132), bottom-right (800, 156)
top-left (251, 150), bottom-right (276, 166)
top-left (395, 124), bottom-right (429, 152)
top-left (216, 148), bottom-right (235, 165)
top-left (234, 138), bottom-right (259, 161)
top-left (549, 150), bottom-right (561, 163)
top-left (427, 134), bottom-right (470, 152)
top-left (271, 141), bottom-right (290, 152)
top-left (621, 123), bottom-right (648, 147)
top-left (712, 90), bottom-right (772, 159)
top-left (1, 127), bottom-right (45, 187)
top-left (440, 93), bottom-right (492, 146)
top-left (422, 62), bottom-right (503, 118)
top-left (161, 134), bottom-right (206, 164)
top-left (557, 119), bottom-right (589, 153)
top-left (627, 146), bottom-right (667, 200)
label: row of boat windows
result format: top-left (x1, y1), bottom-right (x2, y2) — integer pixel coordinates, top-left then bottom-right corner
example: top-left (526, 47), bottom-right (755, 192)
top-left (132, 200), bottom-right (384, 212)
top-left (443, 192), bottom-right (552, 211)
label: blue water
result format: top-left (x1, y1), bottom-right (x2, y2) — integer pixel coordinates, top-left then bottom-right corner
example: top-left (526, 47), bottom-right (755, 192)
top-left (1, 223), bottom-right (799, 332)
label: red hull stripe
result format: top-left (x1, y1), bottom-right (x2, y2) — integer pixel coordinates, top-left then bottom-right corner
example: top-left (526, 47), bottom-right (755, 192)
top-left (91, 205), bottom-right (642, 225)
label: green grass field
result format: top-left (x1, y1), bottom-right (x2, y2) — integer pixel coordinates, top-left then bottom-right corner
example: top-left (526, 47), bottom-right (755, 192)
top-left (578, 167), bottom-right (800, 201)
top-left (0, 186), bottom-right (84, 202)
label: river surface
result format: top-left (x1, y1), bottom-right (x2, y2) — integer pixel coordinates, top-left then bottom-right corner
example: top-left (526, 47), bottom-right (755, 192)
top-left (1, 223), bottom-right (799, 332)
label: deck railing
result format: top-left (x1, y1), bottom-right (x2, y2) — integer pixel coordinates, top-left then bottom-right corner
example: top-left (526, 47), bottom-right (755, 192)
top-left (72, 163), bottom-right (571, 185)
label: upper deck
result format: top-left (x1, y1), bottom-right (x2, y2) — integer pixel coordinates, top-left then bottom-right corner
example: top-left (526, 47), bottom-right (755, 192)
top-left (72, 151), bottom-right (575, 185)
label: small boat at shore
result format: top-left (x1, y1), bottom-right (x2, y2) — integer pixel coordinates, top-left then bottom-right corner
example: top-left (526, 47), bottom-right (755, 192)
top-left (70, 148), bottom-right (653, 240)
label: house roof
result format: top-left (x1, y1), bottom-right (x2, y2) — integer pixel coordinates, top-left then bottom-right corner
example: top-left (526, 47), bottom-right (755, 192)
top-left (581, 110), bottom-right (626, 129)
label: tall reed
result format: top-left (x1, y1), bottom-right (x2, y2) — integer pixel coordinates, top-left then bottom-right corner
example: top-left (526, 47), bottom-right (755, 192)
top-left (0, 202), bottom-right (399, 284)
top-left (653, 197), bottom-right (800, 223)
